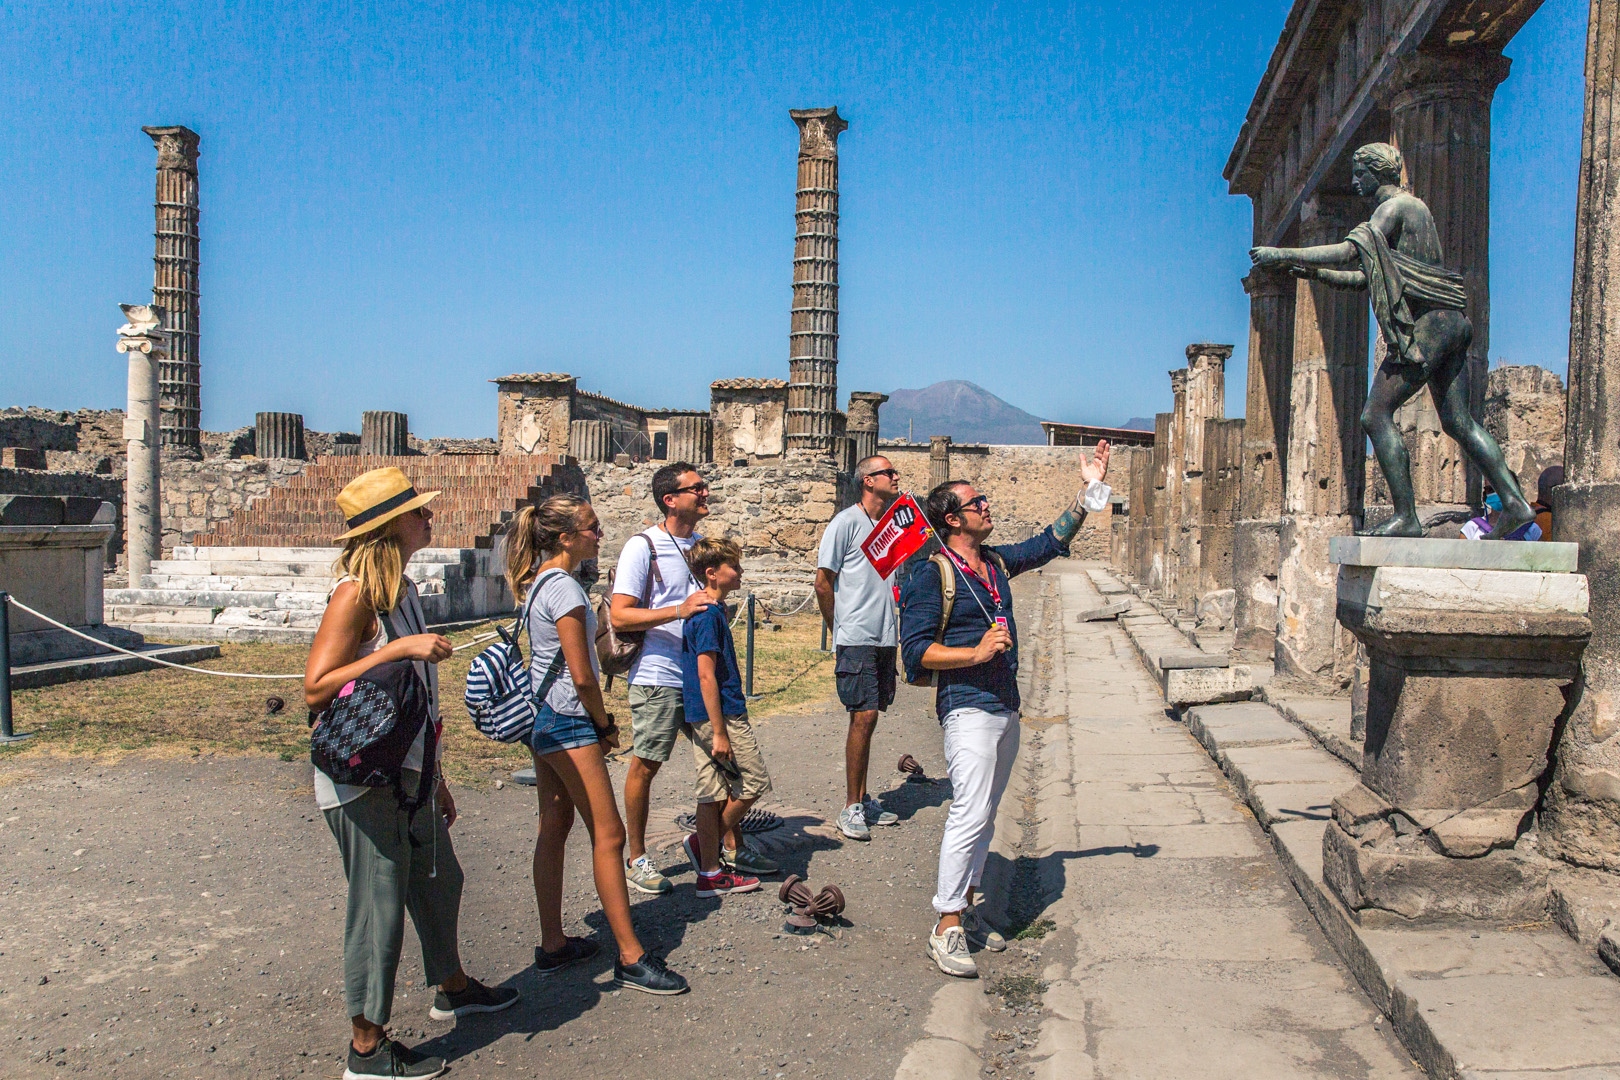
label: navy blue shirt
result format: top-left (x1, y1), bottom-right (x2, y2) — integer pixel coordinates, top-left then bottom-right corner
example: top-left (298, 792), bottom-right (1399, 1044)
top-left (681, 602), bottom-right (747, 722)
top-left (899, 527), bottom-right (1070, 718)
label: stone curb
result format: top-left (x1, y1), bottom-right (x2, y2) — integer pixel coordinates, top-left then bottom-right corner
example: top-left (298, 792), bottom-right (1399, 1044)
top-left (11, 643), bottom-right (223, 689)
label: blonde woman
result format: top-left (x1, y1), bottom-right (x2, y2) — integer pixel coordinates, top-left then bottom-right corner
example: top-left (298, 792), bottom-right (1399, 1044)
top-left (305, 467), bottom-right (518, 1080)
top-left (506, 494), bottom-right (689, 995)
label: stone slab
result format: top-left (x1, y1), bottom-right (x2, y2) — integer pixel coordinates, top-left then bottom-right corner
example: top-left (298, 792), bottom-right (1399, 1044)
top-left (1076, 599), bottom-right (1131, 622)
top-left (1159, 650), bottom-right (1230, 670)
top-left (1186, 702), bottom-right (1311, 751)
top-left (1267, 694), bottom-right (1361, 770)
top-left (1329, 535), bottom-right (1578, 573)
top-left (1338, 564), bottom-right (1590, 616)
top-left (1245, 781), bottom-right (1350, 829)
top-left (10, 643), bottom-right (223, 690)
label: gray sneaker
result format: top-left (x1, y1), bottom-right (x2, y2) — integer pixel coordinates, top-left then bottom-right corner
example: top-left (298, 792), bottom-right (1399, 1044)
top-left (722, 840), bottom-right (779, 876)
top-left (863, 795), bottom-right (899, 826)
top-left (926, 924), bottom-right (977, 978)
top-left (836, 802), bottom-right (870, 841)
top-left (962, 905), bottom-right (1007, 952)
top-left (625, 854), bottom-right (672, 895)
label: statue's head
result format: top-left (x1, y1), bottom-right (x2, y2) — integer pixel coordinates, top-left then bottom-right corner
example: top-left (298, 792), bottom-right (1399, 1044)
top-left (1351, 143), bottom-right (1404, 194)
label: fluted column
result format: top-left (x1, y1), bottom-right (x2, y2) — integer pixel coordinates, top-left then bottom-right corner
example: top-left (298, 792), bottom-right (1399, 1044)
top-left (667, 416), bottom-right (714, 464)
top-left (117, 305), bottom-right (166, 581)
top-left (1129, 447), bottom-right (1153, 584)
top-left (361, 411), bottom-right (409, 456)
top-left (846, 391), bottom-right (888, 463)
top-left (1387, 47), bottom-right (1511, 508)
top-left (1276, 194), bottom-right (1368, 689)
top-left (929, 435), bottom-right (952, 487)
top-left (143, 126), bottom-right (201, 457)
top-left (1149, 412), bottom-right (1173, 592)
top-left (1200, 418), bottom-right (1245, 598)
top-left (1164, 370), bottom-right (1189, 606)
top-left (569, 420), bottom-right (613, 463)
top-left (1178, 344), bottom-right (1230, 610)
top-left (1544, 0), bottom-right (1620, 870)
top-left (255, 412), bottom-right (306, 460)
top-left (786, 108), bottom-right (848, 457)
top-left (1232, 267), bottom-right (1295, 658)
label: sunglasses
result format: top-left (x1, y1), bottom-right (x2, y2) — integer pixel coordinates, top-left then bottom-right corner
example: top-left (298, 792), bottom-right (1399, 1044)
top-left (868, 468), bottom-right (900, 479)
top-left (670, 482), bottom-right (710, 496)
top-left (959, 495), bottom-right (990, 514)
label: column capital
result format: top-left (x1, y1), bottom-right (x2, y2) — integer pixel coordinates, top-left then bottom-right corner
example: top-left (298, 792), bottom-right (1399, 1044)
top-left (142, 125), bottom-right (200, 174)
top-left (1186, 342), bottom-right (1235, 366)
top-left (1170, 369), bottom-right (1188, 395)
top-left (116, 303), bottom-right (168, 354)
top-left (1385, 47), bottom-right (1511, 111)
top-left (848, 390), bottom-right (889, 406)
top-left (791, 108), bottom-right (848, 159)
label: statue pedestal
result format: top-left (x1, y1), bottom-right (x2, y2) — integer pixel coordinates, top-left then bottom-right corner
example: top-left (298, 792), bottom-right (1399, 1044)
top-left (1322, 537), bottom-right (1590, 922)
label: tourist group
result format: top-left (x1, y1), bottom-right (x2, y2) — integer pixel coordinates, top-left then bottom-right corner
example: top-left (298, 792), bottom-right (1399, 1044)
top-left (301, 447), bottom-right (1110, 1079)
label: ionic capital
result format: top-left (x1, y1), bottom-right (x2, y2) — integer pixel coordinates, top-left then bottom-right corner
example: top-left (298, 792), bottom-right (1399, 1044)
top-left (116, 303), bottom-right (168, 354)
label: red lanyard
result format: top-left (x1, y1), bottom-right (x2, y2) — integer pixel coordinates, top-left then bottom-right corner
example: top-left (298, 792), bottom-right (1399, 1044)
top-left (942, 546), bottom-right (1002, 609)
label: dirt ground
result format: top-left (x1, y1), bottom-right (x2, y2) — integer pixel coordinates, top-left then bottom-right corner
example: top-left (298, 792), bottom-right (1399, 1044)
top-left (0, 580), bottom-right (1055, 1080)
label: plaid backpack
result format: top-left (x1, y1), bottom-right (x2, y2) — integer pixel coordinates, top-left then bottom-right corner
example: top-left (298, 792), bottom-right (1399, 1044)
top-left (464, 568), bottom-right (570, 743)
top-left (310, 659), bottom-right (438, 809)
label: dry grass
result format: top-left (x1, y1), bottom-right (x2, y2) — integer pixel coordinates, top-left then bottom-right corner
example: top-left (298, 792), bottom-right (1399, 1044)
top-left (0, 608), bottom-right (835, 785)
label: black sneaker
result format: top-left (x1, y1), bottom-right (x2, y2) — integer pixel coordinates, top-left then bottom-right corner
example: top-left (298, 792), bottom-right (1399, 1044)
top-left (613, 951), bottom-right (690, 995)
top-left (428, 977), bottom-right (520, 1020)
top-left (344, 1037), bottom-right (446, 1079)
top-left (534, 936), bottom-right (600, 978)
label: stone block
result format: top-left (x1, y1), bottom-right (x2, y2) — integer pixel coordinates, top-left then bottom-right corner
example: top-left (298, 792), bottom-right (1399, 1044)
top-left (1338, 564), bottom-right (1589, 616)
top-left (1162, 663), bottom-right (1268, 707)
top-left (1159, 650), bottom-right (1230, 670)
top-left (1076, 599), bottom-right (1130, 622)
top-left (1548, 868), bottom-right (1620, 948)
top-left (1329, 534), bottom-right (1579, 573)
top-left (1322, 820), bottom-right (1553, 923)
top-left (1195, 587), bottom-right (1234, 629)
top-left (1, 446), bottom-right (47, 469)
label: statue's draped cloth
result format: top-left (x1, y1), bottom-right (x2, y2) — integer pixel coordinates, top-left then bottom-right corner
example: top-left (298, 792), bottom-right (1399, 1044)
top-left (1345, 221), bottom-right (1467, 372)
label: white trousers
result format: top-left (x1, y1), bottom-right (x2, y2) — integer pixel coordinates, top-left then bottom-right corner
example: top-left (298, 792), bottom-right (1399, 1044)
top-left (932, 706), bottom-right (1021, 915)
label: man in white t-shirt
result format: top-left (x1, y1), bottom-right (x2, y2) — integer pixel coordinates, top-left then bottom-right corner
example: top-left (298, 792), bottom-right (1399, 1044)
top-left (815, 455), bottom-right (904, 843)
top-left (611, 462), bottom-right (716, 895)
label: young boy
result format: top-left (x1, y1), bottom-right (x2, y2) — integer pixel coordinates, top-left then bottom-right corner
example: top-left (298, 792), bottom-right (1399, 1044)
top-left (679, 538), bottom-right (777, 897)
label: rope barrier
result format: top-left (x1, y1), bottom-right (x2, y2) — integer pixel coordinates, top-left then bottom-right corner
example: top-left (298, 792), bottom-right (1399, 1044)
top-left (2, 596), bottom-right (499, 682)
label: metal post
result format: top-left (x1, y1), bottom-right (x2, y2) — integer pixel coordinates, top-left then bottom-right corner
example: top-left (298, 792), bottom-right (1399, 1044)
top-left (0, 593), bottom-right (30, 744)
top-left (745, 593), bottom-right (757, 698)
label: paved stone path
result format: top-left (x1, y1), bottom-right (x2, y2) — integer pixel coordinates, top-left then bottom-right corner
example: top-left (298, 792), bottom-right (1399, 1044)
top-left (901, 560), bottom-right (1418, 1078)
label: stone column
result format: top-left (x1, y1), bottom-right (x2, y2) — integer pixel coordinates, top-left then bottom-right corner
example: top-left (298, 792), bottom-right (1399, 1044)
top-left (1149, 412), bottom-right (1173, 592)
top-left (142, 126), bottom-right (202, 458)
top-left (1163, 371), bottom-right (1189, 606)
top-left (1544, 0), bottom-right (1620, 871)
top-left (1232, 267), bottom-right (1296, 658)
top-left (668, 415), bottom-right (714, 464)
top-left (1275, 194), bottom-right (1369, 689)
top-left (1387, 47), bottom-right (1511, 509)
top-left (786, 108), bottom-right (847, 457)
top-left (1199, 418), bottom-right (1245, 611)
top-left (1178, 345), bottom-right (1231, 610)
top-left (255, 412), bottom-right (306, 460)
top-left (361, 411), bottom-right (409, 456)
top-left (929, 435), bottom-right (952, 487)
top-left (116, 304), bottom-right (165, 581)
top-left (846, 392), bottom-right (888, 463)
top-left (569, 420), bottom-right (613, 463)
top-left (1129, 447), bottom-right (1154, 585)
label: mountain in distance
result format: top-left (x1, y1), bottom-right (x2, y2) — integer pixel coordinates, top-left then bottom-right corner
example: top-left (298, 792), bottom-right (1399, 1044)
top-left (1120, 417), bottom-right (1155, 431)
top-left (877, 380), bottom-right (1048, 445)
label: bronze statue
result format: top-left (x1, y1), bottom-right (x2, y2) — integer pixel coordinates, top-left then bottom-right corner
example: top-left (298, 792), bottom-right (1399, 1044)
top-left (1250, 142), bottom-right (1533, 540)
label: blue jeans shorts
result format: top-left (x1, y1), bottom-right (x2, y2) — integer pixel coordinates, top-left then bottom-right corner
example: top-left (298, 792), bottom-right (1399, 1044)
top-left (530, 702), bottom-right (600, 755)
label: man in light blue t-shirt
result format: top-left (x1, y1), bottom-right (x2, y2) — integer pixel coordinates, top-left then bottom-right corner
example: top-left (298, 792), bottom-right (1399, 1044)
top-left (815, 456), bottom-right (904, 842)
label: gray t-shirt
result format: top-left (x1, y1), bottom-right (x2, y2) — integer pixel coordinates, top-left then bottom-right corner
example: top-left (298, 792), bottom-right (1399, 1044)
top-left (525, 569), bottom-right (601, 717)
top-left (816, 503), bottom-right (899, 647)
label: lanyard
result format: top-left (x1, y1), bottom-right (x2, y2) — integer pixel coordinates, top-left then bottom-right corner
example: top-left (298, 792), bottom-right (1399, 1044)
top-left (942, 546), bottom-right (1003, 610)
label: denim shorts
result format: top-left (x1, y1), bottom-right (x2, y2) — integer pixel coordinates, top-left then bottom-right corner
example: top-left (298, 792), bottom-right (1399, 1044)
top-left (530, 702), bottom-right (600, 755)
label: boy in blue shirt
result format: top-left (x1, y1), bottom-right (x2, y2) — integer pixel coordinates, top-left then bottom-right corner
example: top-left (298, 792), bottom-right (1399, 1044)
top-left (679, 538), bottom-right (776, 896)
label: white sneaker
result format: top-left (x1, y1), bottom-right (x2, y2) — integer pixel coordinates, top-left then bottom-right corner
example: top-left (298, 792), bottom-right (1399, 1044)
top-left (962, 905), bottom-right (1007, 952)
top-left (927, 923), bottom-right (977, 978)
top-left (837, 802), bottom-right (870, 841)
top-left (862, 795), bottom-right (899, 826)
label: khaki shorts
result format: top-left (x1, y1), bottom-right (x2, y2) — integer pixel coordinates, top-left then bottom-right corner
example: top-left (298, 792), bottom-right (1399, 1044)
top-left (629, 685), bottom-right (686, 763)
top-left (688, 713), bottom-right (773, 804)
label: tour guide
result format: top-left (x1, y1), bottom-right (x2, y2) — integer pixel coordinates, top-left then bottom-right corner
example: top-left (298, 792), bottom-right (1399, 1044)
top-left (901, 445), bottom-right (1110, 978)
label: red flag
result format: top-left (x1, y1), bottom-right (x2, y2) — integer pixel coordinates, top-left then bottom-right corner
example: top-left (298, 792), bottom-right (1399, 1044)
top-left (861, 493), bottom-right (933, 579)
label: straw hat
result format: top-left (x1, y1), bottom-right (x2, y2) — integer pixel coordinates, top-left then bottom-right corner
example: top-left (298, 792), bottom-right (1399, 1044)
top-left (334, 467), bottom-right (440, 541)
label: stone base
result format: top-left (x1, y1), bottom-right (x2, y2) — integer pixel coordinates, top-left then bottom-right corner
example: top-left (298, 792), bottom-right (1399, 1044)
top-left (1230, 518), bottom-right (1280, 660)
top-left (11, 624), bottom-right (147, 666)
top-left (1322, 818), bottom-right (1552, 923)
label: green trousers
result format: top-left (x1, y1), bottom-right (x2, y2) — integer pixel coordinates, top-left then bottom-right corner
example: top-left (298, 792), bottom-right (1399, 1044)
top-left (323, 773), bottom-right (464, 1025)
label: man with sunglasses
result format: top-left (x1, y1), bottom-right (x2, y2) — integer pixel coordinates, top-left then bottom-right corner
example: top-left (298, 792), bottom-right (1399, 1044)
top-left (901, 442), bottom-right (1111, 978)
top-left (815, 455), bottom-right (905, 841)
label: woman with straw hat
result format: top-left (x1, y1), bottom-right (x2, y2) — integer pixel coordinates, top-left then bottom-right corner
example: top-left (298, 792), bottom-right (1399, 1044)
top-left (305, 466), bottom-right (518, 1080)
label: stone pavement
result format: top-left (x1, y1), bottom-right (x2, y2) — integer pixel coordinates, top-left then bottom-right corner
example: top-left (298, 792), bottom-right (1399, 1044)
top-left (899, 559), bottom-right (1417, 1078)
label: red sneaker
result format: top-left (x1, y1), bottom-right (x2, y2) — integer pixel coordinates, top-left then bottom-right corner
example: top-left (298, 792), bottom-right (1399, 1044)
top-left (695, 869), bottom-right (760, 897)
top-left (682, 832), bottom-right (701, 872)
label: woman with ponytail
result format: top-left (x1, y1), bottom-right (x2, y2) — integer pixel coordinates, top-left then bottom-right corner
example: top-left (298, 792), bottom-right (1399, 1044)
top-left (507, 495), bottom-right (689, 996)
top-left (304, 467), bottom-right (516, 1080)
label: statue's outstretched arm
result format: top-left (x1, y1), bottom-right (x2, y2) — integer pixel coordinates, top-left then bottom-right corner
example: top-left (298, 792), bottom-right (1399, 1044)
top-left (1249, 240), bottom-right (1356, 270)
top-left (1305, 268), bottom-right (1367, 290)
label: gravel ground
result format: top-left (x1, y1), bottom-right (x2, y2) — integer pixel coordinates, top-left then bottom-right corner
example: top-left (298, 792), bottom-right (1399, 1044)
top-left (0, 580), bottom-right (1057, 1080)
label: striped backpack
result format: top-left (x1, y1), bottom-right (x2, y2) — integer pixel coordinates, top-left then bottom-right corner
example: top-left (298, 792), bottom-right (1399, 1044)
top-left (464, 569), bottom-right (569, 743)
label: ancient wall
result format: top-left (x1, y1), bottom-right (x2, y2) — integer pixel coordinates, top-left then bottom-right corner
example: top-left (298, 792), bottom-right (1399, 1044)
top-left (1484, 364), bottom-right (1566, 494)
top-left (711, 380), bottom-right (788, 464)
top-left (573, 390), bottom-right (648, 437)
top-left (495, 375), bottom-right (575, 455)
top-left (160, 457), bottom-right (310, 551)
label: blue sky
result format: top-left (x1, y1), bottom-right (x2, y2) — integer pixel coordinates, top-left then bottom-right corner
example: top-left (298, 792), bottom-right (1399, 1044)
top-left (0, 1), bottom-right (1588, 438)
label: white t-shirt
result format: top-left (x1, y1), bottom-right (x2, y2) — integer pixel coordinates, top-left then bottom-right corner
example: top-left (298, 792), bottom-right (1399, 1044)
top-left (816, 503), bottom-right (899, 647)
top-left (524, 569), bottom-right (601, 717)
top-left (612, 527), bottom-right (701, 688)
top-left (314, 578), bottom-right (439, 811)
